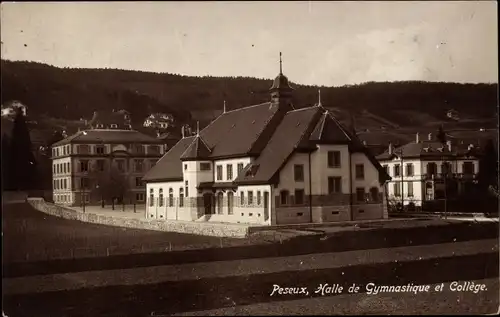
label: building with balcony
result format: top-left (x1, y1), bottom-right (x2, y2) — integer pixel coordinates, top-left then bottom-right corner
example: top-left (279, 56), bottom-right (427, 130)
top-left (51, 129), bottom-right (164, 206)
top-left (142, 57), bottom-right (390, 226)
top-left (376, 133), bottom-right (481, 207)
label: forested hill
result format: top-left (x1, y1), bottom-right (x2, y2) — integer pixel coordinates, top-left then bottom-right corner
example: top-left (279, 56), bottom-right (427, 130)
top-left (1, 59), bottom-right (497, 127)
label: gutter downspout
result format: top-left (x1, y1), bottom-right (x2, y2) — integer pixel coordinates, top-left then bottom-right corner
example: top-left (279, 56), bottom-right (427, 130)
top-left (309, 151), bottom-right (313, 223)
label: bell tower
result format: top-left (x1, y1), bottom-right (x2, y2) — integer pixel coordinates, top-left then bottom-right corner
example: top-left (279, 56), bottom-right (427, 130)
top-left (269, 52), bottom-right (294, 109)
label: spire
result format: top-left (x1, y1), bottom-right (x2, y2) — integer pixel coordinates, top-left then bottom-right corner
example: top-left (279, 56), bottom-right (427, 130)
top-left (279, 52), bottom-right (283, 75)
top-left (318, 89), bottom-right (322, 107)
top-left (223, 100), bottom-right (226, 113)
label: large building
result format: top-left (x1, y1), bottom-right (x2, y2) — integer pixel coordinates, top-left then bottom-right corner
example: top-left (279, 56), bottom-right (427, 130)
top-left (142, 61), bottom-right (390, 225)
top-left (376, 133), bottom-right (481, 207)
top-left (51, 129), bottom-right (164, 206)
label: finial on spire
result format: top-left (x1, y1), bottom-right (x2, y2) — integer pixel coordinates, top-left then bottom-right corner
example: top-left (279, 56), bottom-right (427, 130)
top-left (279, 52), bottom-right (283, 74)
top-left (318, 89), bottom-right (322, 107)
top-left (196, 121), bottom-right (200, 136)
top-left (223, 100), bottom-right (226, 113)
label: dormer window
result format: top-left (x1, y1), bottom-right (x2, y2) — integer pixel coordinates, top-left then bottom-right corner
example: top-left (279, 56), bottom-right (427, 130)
top-left (110, 124), bottom-right (118, 129)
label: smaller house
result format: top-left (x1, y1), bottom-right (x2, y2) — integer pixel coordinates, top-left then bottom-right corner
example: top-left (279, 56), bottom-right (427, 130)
top-left (143, 113), bottom-right (174, 129)
top-left (88, 110), bottom-right (132, 130)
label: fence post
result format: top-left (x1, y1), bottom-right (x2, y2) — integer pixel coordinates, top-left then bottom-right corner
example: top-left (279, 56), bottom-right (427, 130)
top-left (220, 238), bottom-right (223, 248)
top-left (106, 247), bottom-right (110, 257)
top-left (169, 241), bottom-right (172, 251)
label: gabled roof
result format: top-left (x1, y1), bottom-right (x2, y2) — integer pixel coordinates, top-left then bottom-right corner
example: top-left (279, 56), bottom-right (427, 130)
top-left (52, 129), bottom-right (162, 147)
top-left (142, 136), bottom-right (195, 182)
top-left (309, 109), bottom-right (352, 144)
top-left (180, 135), bottom-right (212, 160)
top-left (235, 107), bottom-right (322, 185)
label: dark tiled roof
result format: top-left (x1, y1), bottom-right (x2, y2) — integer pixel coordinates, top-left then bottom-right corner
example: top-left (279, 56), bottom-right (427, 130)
top-left (180, 135), bottom-right (212, 160)
top-left (376, 140), bottom-right (482, 161)
top-left (52, 129), bottom-right (162, 147)
top-left (198, 182), bottom-right (237, 189)
top-left (198, 102), bottom-right (285, 158)
top-left (235, 107), bottom-right (322, 185)
top-left (309, 110), bottom-right (352, 144)
top-left (270, 73), bottom-right (294, 91)
top-left (142, 136), bottom-right (195, 182)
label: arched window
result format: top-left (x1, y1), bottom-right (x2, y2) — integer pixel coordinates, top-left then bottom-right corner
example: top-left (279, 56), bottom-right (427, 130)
top-left (227, 192), bottom-right (234, 215)
top-left (280, 190), bottom-right (289, 206)
top-left (179, 188), bottom-right (184, 207)
top-left (217, 192), bottom-right (224, 214)
top-left (159, 188), bottom-right (164, 207)
top-left (370, 187), bottom-right (379, 202)
top-left (149, 188), bottom-right (154, 207)
top-left (168, 188), bottom-right (174, 207)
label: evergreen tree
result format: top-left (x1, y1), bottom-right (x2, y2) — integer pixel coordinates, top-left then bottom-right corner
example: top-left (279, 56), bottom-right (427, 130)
top-left (9, 108), bottom-right (37, 190)
top-left (1, 134), bottom-right (12, 190)
top-left (477, 138), bottom-right (498, 191)
top-left (437, 125), bottom-right (447, 144)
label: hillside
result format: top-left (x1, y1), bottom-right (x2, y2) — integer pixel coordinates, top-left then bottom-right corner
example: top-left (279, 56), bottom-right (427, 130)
top-left (1, 59), bottom-right (497, 131)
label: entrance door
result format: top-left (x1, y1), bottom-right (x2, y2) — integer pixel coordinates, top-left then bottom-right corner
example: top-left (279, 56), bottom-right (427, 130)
top-left (203, 193), bottom-right (213, 215)
top-left (263, 191), bottom-right (269, 221)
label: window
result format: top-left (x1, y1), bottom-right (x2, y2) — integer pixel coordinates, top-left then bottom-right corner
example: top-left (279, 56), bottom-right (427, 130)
top-left (149, 145), bottom-right (160, 154)
top-left (257, 191), bottom-right (261, 205)
top-left (237, 163), bottom-right (244, 175)
top-left (185, 181), bottom-right (189, 197)
top-left (149, 188), bottom-right (154, 207)
top-left (328, 177), bottom-right (342, 194)
top-left (134, 159), bottom-right (143, 172)
top-left (427, 163), bottom-right (437, 176)
top-left (463, 162), bottom-right (474, 175)
top-left (80, 177), bottom-right (89, 189)
top-left (179, 188), bottom-right (184, 207)
top-left (66, 145), bottom-right (71, 155)
top-left (80, 160), bottom-right (89, 172)
top-left (356, 188), bottom-right (365, 202)
top-left (217, 192), bottom-right (224, 214)
top-left (136, 193), bottom-right (145, 202)
top-left (248, 191), bottom-right (253, 205)
top-left (200, 162), bottom-right (211, 171)
top-left (134, 145), bottom-right (144, 154)
top-left (407, 182), bottom-right (414, 197)
top-left (240, 191), bottom-right (245, 206)
top-left (294, 164), bottom-right (304, 182)
top-left (168, 188), bottom-right (173, 207)
top-left (227, 192), bottom-right (234, 214)
top-left (355, 164), bottom-right (365, 180)
top-left (383, 165), bottom-right (389, 176)
top-left (441, 162), bottom-right (450, 175)
top-left (406, 163), bottom-right (414, 176)
top-left (280, 190), bottom-right (289, 205)
top-left (67, 162), bottom-right (71, 174)
top-left (184, 164), bottom-right (187, 170)
top-left (116, 160), bottom-right (126, 172)
top-left (63, 179), bottom-right (67, 189)
top-left (53, 164), bottom-right (56, 174)
top-left (295, 189), bottom-right (305, 205)
top-left (394, 164), bottom-right (401, 177)
top-left (216, 165), bottom-right (223, 180)
top-left (370, 187), bottom-right (379, 202)
top-left (150, 159), bottom-right (157, 168)
top-left (226, 164), bottom-right (233, 180)
top-left (159, 188), bottom-right (164, 207)
top-left (394, 182), bottom-right (401, 197)
top-left (135, 177), bottom-right (143, 187)
top-left (327, 151), bottom-right (341, 168)
top-left (96, 160), bottom-right (105, 172)
top-left (77, 145), bottom-right (90, 154)
top-left (96, 146), bottom-right (105, 155)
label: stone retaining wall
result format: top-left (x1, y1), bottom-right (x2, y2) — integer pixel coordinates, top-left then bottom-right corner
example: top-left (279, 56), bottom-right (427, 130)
top-left (27, 198), bottom-right (249, 238)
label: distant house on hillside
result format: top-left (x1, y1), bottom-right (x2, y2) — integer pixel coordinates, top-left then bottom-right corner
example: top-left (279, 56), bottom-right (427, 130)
top-left (1, 100), bottom-right (27, 119)
top-left (446, 109), bottom-right (459, 121)
top-left (143, 113), bottom-right (175, 129)
top-left (87, 109), bottom-right (132, 130)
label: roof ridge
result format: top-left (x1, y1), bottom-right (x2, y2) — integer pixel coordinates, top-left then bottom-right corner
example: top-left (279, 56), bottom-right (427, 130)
top-left (222, 102), bottom-right (271, 114)
top-left (287, 106), bottom-right (317, 113)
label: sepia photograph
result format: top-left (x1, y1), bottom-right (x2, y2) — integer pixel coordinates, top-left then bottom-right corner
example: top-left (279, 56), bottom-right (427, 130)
top-left (1, 1), bottom-right (499, 316)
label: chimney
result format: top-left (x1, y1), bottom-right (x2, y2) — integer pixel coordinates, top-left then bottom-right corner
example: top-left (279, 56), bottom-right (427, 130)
top-left (388, 142), bottom-right (393, 155)
top-left (416, 133), bottom-right (420, 143)
top-left (428, 133), bottom-right (432, 141)
top-left (446, 140), bottom-right (452, 151)
top-left (181, 126), bottom-right (185, 139)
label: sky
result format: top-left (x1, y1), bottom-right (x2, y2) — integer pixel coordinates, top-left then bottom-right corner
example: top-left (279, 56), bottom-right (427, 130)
top-left (0, 1), bottom-right (498, 87)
